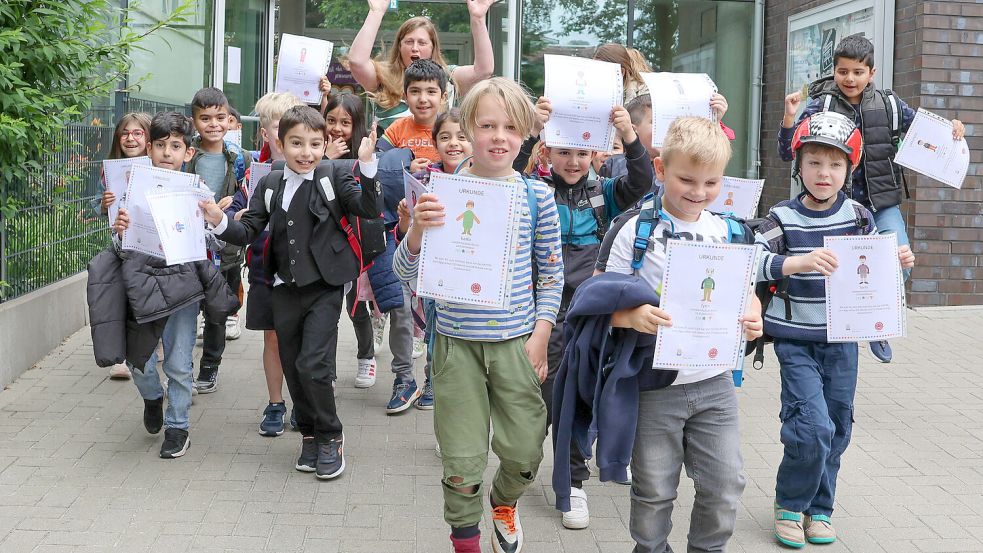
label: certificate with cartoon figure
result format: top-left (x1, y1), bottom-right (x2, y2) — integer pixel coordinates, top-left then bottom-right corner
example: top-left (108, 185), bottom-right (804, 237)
top-left (146, 190), bottom-right (212, 265)
top-left (122, 165), bottom-right (203, 259)
top-left (274, 34), bottom-right (333, 104)
top-left (653, 240), bottom-right (757, 369)
top-left (707, 177), bottom-right (765, 220)
top-left (639, 72), bottom-right (717, 148)
top-left (417, 172), bottom-right (520, 309)
top-left (248, 162), bottom-right (273, 199)
top-left (102, 156), bottom-right (151, 225)
top-left (543, 54), bottom-right (623, 152)
top-left (895, 108), bottom-right (970, 189)
top-left (824, 234), bottom-right (906, 342)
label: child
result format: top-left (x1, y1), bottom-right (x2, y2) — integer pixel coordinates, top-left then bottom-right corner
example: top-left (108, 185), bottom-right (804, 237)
top-left (186, 87), bottom-right (251, 393)
top-left (603, 117), bottom-right (762, 553)
top-left (779, 33), bottom-right (962, 363)
top-left (393, 77), bottom-right (564, 553)
top-left (101, 112), bottom-right (152, 380)
top-left (200, 105), bottom-right (381, 480)
top-left (109, 112), bottom-right (238, 459)
top-left (760, 111), bottom-right (915, 547)
top-left (382, 59), bottom-right (446, 173)
top-left (227, 106), bottom-right (243, 130)
top-left (429, 108), bottom-right (473, 174)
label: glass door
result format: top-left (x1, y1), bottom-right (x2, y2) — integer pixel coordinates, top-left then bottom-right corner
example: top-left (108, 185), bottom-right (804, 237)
top-left (223, 0), bottom-right (271, 150)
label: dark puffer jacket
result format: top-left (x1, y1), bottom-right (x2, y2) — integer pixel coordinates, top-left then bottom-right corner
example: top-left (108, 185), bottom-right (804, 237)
top-left (87, 248), bottom-right (240, 369)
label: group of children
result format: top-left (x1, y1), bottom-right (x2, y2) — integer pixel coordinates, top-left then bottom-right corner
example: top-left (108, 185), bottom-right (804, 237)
top-left (91, 31), bottom-right (967, 553)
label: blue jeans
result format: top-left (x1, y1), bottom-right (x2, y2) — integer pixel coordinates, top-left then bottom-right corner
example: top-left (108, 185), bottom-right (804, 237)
top-left (773, 339), bottom-right (858, 517)
top-left (130, 302), bottom-right (199, 430)
top-left (872, 205), bottom-right (911, 281)
top-left (630, 373), bottom-right (746, 553)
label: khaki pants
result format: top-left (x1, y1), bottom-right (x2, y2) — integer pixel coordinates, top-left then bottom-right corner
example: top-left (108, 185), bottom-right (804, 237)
top-left (432, 333), bottom-right (547, 528)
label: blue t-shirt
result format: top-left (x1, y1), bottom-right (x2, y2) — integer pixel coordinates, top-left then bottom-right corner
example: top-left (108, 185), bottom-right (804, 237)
top-left (195, 152), bottom-right (227, 199)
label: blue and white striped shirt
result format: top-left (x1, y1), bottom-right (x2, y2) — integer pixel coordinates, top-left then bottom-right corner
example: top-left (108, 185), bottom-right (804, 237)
top-left (393, 170), bottom-right (564, 341)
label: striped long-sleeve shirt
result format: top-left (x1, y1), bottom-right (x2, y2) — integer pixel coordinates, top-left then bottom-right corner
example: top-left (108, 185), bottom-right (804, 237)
top-left (755, 192), bottom-right (875, 342)
top-left (393, 170), bottom-right (564, 341)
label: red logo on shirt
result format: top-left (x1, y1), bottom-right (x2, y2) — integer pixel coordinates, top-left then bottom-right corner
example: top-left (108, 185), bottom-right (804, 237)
top-left (875, 321), bottom-right (884, 331)
top-left (471, 283), bottom-right (481, 294)
top-left (708, 348), bottom-right (718, 359)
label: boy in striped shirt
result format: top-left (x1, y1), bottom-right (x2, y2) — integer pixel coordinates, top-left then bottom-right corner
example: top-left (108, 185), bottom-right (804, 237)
top-left (755, 112), bottom-right (915, 548)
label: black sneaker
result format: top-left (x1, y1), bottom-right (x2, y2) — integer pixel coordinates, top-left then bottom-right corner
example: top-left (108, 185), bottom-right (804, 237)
top-left (194, 365), bottom-right (219, 394)
top-left (295, 436), bottom-right (317, 472)
top-left (315, 435), bottom-right (345, 480)
top-left (159, 428), bottom-right (190, 458)
top-left (143, 397), bottom-right (164, 435)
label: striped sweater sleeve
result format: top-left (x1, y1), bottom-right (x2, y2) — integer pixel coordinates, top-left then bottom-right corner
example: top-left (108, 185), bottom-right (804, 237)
top-left (392, 239), bottom-right (419, 282)
top-left (532, 181), bottom-right (564, 323)
top-left (754, 212), bottom-right (788, 282)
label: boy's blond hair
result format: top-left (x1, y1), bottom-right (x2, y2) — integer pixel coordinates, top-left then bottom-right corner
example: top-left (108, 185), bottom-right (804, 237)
top-left (254, 92), bottom-right (304, 128)
top-left (661, 116), bottom-right (731, 169)
top-left (458, 77), bottom-right (535, 143)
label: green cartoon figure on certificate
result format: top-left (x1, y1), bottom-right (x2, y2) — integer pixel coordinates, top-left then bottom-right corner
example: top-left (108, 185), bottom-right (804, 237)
top-left (701, 268), bottom-right (715, 302)
top-left (456, 199), bottom-right (481, 236)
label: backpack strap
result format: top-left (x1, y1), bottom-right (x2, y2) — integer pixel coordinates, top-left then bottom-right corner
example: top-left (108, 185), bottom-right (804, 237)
top-left (264, 170), bottom-right (285, 213)
top-left (880, 89), bottom-right (902, 141)
top-left (821, 93), bottom-right (834, 113)
top-left (631, 193), bottom-right (664, 272)
top-left (313, 165), bottom-right (366, 271)
top-left (518, 174), bottom-right (539, 228)
top-left (585, 179), bottom-right (609, 240)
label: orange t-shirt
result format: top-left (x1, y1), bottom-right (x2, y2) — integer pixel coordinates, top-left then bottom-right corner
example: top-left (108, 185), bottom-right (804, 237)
top-left (383, 117), bottom-right (439, 162)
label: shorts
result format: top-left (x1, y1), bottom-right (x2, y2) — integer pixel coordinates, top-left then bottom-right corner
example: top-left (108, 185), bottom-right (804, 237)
top-left (245, 282), bottom-right (274, 330)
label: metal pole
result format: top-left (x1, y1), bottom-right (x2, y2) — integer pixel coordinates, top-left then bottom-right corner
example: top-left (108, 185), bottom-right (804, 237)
top-left (1, 178), bottom-right (7, 292)
top-left (626, 0), bottom-right (635, 48)
top-left (746, 0), bottom-right (764, 181)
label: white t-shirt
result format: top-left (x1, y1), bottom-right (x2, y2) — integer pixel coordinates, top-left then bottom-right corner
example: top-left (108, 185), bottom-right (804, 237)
top-left (606, 210), bottom-right (733, 385)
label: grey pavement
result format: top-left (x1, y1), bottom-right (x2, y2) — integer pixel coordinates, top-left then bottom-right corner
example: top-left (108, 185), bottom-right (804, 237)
top-left (1, 305), bottom-right (983, 552)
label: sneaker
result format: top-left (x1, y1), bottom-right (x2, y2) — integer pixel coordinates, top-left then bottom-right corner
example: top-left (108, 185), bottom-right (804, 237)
top-left (289, 407), bottom-right (298, 431)
top-left (143, 397), bottom-right (163, 434)
top-left (415, 378), bottom-right (434, 410)
top-left (385, 376), bottom-right (421, 414)
top-left (774, 506), bottom-right (806, 548)
top-left (615, 465), bottom-right (632, 485)
top-left (371, 312), bottom-right (387, 351)
top-left (194, 365), bottom-right (219, 394)
top-left (870, 340), bottom-right (893, 363)
top-left (196, 315), bottom-right (205, 340)
top-left (435, 443), bottom-right (442, 458)
top-left (804, 514), bottom-right (836, 544)
top-left (354, 358), bottom-right (377, 388)
top-left (491, 503), bottom-right (523, 553)
top-left (225, 314), bottom-right (241, 340)
top-left (159, 428), bottom-right (190, 458)
top-left (412, 335), bottom-right (425, 359)
top-left (259, 402), bottom-right (286, 437)
top-left (562, 487), bottom-right (590, 529)
top-left (450, 533), bottom-right (482, 553)
top-left (315, 435), bottom-right (345, 480)
top-left (295, 436), bottom-right (317, 472)
top-left (109, 363), bottom-right (131, 379)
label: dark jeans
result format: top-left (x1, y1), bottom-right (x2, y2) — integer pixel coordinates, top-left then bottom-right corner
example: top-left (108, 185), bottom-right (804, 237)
top-left (773, 338), bottom-right (858, 517)
top-left (346, 285), bottom-right (374, 360)
top-left (200, 267), bottom-right (241, 368)
top-left (272, 281), bottom-right (344, 443)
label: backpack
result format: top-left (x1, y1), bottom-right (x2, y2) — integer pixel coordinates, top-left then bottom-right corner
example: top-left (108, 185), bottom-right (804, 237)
top-left (581, 180), bottom-right (609, 240)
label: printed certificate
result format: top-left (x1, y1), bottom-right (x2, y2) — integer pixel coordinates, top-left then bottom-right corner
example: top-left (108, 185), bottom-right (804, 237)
top-left (122, 165), bottom-right (203, 259)
top-left (824, 234), bottom-right (906, 342)
top-left (653, 240), bottom-right (757, 370)
top-left (639, 72), bottom-right (717, 148)
top-left (707, 177), bottom-right (765, 220)
top-left (146, 190), bottom-right (211, 265)
top-left (102, 156), bottom-right (151, 224)
top-left (417, 172), bottom-right (520, 309)
top-left (403, 169), bottom-right (428, 210)
top-left (274, 34), bottom-right (333, 104)
top-left (225, 129), bottom-right (243, 147)
top-left (543, 54), bottom-right (623, 151)
top-left (895, 108), bottom-right (970, 189)
top-left (248, 162), bottom-right (273, 199)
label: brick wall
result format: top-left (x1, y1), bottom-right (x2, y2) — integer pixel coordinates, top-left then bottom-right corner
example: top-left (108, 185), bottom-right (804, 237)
top-left (760, 0), bottom-right (983, 306)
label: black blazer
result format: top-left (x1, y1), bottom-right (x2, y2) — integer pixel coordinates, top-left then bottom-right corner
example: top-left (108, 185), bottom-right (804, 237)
top-left (218, 162), bottom-right (381, 286)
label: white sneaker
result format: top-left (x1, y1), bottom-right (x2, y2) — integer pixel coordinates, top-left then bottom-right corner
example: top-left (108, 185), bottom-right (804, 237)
top-left (108, 363), bottom-right (131, 379)
top-left (615, 465), bottom-right (632, 485)
top-left (354, 357), bottom-right (377, 388)
top-left (491, 504), bottom-right (523, 553)
top-left (225, 314), bottom-right (241, 340)
top-left (371, 312), bottom-right (387, 352)
top-left (562, 487), bottom-right (590, 529)
top-left (412, 335), bottom-right (425, 359)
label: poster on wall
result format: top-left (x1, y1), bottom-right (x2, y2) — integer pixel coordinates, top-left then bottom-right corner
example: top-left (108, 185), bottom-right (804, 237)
top-left (786, 5), bottom-right (874, 100)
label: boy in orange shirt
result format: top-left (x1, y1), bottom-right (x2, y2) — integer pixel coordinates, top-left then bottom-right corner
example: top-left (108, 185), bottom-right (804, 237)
top-left (381, 59), bottom-right (447, 173)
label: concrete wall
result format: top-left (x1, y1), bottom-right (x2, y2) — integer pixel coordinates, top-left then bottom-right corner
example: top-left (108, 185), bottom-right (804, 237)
top-left (0, 272), bottom-right (89, 389)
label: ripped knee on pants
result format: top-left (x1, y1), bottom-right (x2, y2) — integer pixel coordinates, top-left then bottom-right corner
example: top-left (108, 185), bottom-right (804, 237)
top-left (499, 458), bottom-right (540, 483)
top-left (442, 455), bottom-right (485, 496)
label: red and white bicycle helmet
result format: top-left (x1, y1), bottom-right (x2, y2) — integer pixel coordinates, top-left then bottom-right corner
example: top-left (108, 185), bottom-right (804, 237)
top-left (791, 111), bottom-right (864, 171)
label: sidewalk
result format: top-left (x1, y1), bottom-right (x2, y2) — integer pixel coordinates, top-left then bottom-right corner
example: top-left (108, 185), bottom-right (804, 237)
top-left (1, 306), bottom-right (982, 552)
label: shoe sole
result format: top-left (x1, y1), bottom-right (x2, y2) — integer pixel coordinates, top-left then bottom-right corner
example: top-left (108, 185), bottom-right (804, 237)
top-left (561, 517), bottom-right (589, 530)
top-left (775, 534), bottom-right (806, 548)
top-left (490, 532), bottom-right (523, 553)
top-left (109, 373), bottom-right (131, 380)
top-left (160, 437), bottom-right (190, 459)
top-left (415, 401), bottom-right (434, 411)
top-left (353, 379), bottom-right (376, 389)
top-left (807, 536), bottom-right (837, 544)
top-left (385, 389), bottom-right (422, 415)
top-left (315, 457), bottom-right (346, 480)
top-left (295, 463), bottom-right (316, 472)
top-left (259, 428), bottom-right (284, 437)
top-left (195, 384), bottom-right (218, 394)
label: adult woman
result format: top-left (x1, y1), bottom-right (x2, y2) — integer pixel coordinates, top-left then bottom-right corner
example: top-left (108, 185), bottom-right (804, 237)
top-left (348, 0), bottom-right (495, 131)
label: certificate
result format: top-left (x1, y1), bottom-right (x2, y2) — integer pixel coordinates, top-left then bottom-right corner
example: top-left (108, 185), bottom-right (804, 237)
top-left (122, 165), bottom-right (202, 258)
top-left (653, 240), bottom-right (757, 370)
top-left (824, 234), bottom-right (906, 342)
top-left (225, 129), bottom-right (242, 147)
top-left (403, 169), bottom-right (428, 210)
top-left (707, 177), bottom-right (765, 220)
top-left (543, 54), bottom-right (622, 151)
top-left (102, 156), bottom-right (151, 224)
top-left (639, 72), bottom-right (717, 148)
top-left (248, 162), bottom-right (273, 199)
top-left (895, 108), bottom-right (970, 189)
top-left (146, 190), bottom-right (211, 265)
top-left (274, 34), bottom-right (333, 104)
top-left (417, 172), bottom-right (521, 309)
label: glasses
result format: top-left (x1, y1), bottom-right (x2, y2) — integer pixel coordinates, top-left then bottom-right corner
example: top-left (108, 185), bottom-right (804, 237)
top-left (119, 129), bottom-right (146, 139)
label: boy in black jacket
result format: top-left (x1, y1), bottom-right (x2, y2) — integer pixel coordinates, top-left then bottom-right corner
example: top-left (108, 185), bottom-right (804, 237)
top-left (200, 106), bottom-right (381, 480)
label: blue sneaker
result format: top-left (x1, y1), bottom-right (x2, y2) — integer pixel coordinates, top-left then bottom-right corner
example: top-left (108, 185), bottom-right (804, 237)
top-left (385, 376), bottom-right (421, 414)
top-left (416, 378), bottom-right (434, 410)
top-left (259, 402), bottom-right (286, 437)
top-left (869, 340), bottom-right (893, 363)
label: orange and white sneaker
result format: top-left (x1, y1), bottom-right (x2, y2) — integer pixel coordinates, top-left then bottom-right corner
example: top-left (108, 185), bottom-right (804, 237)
top-left (491, 503), bottom-right (523, 553)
